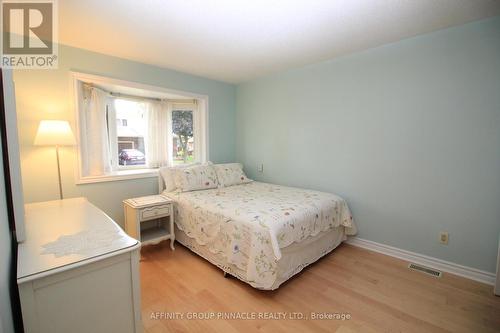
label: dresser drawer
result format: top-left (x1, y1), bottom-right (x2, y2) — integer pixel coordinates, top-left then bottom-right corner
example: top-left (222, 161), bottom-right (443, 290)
top-left (140, 204), bottom-right (171, 221)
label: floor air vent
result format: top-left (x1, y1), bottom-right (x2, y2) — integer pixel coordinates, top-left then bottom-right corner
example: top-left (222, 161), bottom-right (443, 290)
top-left (408, 263), bottom-right (442, 278)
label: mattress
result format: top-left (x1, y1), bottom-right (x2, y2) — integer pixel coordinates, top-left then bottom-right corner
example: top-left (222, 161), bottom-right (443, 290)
top-left (163, 181), bottom-right (357, 289)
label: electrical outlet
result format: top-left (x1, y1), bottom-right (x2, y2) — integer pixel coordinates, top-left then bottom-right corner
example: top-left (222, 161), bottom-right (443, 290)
top-left (258, 163), bottom-right (264, 173)
top-left (439, 232), bottom-right (449, 245)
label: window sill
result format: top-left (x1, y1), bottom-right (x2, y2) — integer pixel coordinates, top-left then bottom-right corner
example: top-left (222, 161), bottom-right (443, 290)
top-left (76, 168), bottom-right (159, 185)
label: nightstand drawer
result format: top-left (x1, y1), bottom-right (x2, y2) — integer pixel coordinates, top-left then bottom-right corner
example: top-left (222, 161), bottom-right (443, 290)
top-left (140, 204), bottom-right (170, 221)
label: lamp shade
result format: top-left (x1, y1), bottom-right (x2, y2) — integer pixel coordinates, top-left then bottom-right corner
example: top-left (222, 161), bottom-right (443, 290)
top-left (34, 120), bottom-right (76, 146)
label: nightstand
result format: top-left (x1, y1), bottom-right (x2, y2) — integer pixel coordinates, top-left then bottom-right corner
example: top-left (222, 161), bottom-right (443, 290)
top-left (123, 195), bottom-right (175, 250)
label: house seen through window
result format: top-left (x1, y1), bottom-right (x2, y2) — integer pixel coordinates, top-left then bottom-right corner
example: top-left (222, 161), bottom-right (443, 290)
top-left (114, 99), bottom-right (147, 167)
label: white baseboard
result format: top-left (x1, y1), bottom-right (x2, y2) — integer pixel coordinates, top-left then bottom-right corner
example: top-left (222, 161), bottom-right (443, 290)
top-left (346, 237), bottom-right (496, 286)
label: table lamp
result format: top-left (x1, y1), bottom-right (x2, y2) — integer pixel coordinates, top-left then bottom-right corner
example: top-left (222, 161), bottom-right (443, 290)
top-left (34, 120), bottom-right (76, 199)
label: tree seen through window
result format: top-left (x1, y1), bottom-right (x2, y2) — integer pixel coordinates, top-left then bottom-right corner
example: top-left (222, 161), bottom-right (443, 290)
top-left (172, 110), bottom-right (194, 164)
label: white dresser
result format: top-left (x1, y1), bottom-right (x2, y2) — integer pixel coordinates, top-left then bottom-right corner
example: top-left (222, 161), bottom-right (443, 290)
top-left (17, 198), bottom-right (142, 333)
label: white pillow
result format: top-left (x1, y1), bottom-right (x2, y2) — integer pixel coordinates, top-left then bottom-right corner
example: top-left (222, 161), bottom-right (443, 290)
top-left (174, 164), bottom-right (219, 192)
top-left (159, 163), bottom-right (201, 192)
top-left (213, 163), bottom-right (252, 187)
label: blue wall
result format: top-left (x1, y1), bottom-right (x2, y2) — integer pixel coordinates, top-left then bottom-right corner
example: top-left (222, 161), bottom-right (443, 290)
top-left (236, 17), bottom-right (500, 272)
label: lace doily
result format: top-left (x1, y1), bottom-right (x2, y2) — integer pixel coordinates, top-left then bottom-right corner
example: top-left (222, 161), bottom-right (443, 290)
top-left (41, 228), bottom-right (123, 258)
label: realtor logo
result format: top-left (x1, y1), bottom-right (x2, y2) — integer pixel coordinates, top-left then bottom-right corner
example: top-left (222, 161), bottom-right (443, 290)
top-left (1, 0), bottom-right (58, 68)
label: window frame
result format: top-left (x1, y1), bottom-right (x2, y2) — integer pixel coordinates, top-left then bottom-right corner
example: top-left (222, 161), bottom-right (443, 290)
top-left (71, 71), bottom-right (209, 184)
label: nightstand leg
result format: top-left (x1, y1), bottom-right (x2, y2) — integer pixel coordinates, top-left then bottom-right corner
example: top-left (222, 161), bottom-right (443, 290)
top-left (170, 209), bottom-right (175, 251)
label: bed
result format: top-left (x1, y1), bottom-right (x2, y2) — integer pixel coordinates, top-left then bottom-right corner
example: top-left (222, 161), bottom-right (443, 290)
top-left (159, 165), bottom-right (357, 290)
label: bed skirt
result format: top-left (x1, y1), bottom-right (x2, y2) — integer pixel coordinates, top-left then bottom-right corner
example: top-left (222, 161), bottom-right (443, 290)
top-left (174, 224), bottom-right (347, 290)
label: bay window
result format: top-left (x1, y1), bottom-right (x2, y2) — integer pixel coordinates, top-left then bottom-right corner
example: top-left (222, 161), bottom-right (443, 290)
top-left (72, 72), bottom-right (208, 183)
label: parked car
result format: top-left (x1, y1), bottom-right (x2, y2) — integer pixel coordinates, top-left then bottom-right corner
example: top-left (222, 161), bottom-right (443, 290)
top-left (119, 149), bottom-right (146, 165)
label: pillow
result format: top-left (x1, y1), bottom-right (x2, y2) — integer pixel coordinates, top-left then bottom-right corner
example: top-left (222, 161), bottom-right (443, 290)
top-left (213, 163), bottom-right (252, 187)
top-left (159, 163), bottom-right (201, 192)
top-left (174, 164), bottom-right (219, 192)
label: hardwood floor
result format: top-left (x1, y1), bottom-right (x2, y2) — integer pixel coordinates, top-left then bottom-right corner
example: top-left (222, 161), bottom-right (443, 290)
top-left (140, 242), bottom-right (500, 333)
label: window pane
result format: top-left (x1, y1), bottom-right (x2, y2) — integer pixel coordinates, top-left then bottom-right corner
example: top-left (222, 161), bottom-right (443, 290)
top-left (115, 99), bottom-right (147, 167)
top-left (171, 110), bottom-right (194, 165)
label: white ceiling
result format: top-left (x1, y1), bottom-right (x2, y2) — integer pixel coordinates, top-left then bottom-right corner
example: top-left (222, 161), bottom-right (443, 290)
top-left (59, 0), bottom-right (500, 83)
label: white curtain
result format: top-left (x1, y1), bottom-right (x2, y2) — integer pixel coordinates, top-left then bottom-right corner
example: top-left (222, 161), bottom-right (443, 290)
top-left (166, 101), bottom-right (174, 166)
top-left (80, 86), bottom-right (112, 176)
top-left (145, 100), bottom-right (170, 168)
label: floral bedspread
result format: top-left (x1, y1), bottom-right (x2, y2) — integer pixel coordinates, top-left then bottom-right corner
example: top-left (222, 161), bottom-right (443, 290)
top-left (164, 182), bottom-right (357, 289)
